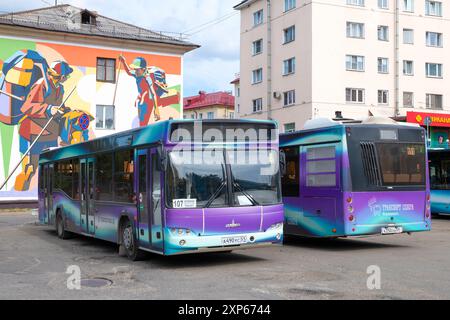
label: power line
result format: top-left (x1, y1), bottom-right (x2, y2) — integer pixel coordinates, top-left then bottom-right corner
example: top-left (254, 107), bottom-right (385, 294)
top-left (183, 11), bottom-right (238, 35)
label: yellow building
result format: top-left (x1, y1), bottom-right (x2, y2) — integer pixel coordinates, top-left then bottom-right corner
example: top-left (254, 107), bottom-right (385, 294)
top-left (183, 91), bottom-right (235, 119)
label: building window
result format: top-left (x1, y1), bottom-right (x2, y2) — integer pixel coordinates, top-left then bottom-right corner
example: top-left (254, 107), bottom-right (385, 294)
top-left (96, 58), bottom-right (116, 83)
top-left (207, 112), bottom-right (214, 119)
top-left (96, 105), bottom-right (115, 130)
top-left (403, 29), bottom-right (414, 44)
top-left (284, 123), bottom-right (296, 133)
top-left (229, 112), bottom-right (235, 119)
top-left (252, 68), bottom-right (263, 84)
top-left (426, 1), bottom-right (442, 16)
top-left (426, 32), bottom-right (443, 47)
top-left (346, 55), bottom-right (365, 71)
top-left (378, 58), bottom-right (389, 73)
top-left (252, 39), bottom-right (263, 55)
top-left (378, 90), bottom-right (389, 104)
top-left (253, 98), bottom-right (263, 113)
top-left (283, 25), bottom-right (295, 44)
top-left (426, 94), bottom-right (443, 109)
top-left (346, 88), bottom-right (365, 103)
top-left (403, 60), bottom-right (414, 75)
top-left (283, 57), bottom-right (296, 75)
top-left (284, 0), bottom-right (296, 12)
top-left (346, 22), bottom-right (365, 39)
top-left (403, 0), bottom-right (414, 12)
top-left (253, 9), bottom-right (263, 26)
top-left (283, 90), bottom-right (296, 106)
top-left (403, 92), bottom-right (414, 107)
top-left (378, 25), bottom-right (389, 41)
top-left (347, 0), bottom-right (365, 6)
top-left (378, 0), bottom-right (389, 9)
top-left (198, 113), bottom-right (203, 119)
top-left (426, 63), bottom-right (443, 78)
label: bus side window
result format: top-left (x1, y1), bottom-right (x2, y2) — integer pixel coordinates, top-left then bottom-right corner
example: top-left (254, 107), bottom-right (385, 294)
top-left (152, 152), bottom-right (162, 226)
top-left (281, 147), bottom-right (300, 197)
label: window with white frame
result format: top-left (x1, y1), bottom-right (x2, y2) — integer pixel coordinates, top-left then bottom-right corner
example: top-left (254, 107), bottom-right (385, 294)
top-left (403, 0), bottom-right (414, 12)
top-left (284, 122), bottom-right (296, 133)
top-left (403, 92), bottom-right (414, 107)
top-left (229, 112), bottom-right (235, 119)
top-left (426, 63), bottom-right (443, 78)
top-left (284, 0), bottom-right (296, 12)
top-left (347, 0), bottom-right (365, 6)
top-left (378, 25), bottom-right (389, 41)
top-left (426, 94), bottom-right (443, 109)
top-left (403, 60), bottom-right (414, 75)
top-left (96, 105), bottom-right (115, 130)
top-left (207, 112), bottom-right (214, 119)
top-left (346, 88), bottom-right (365, 103)
top-left (283, 57), bottom-right (296, 75)
top-left (378, 90), bottom-right (389, 104)
top-left (253, 9), bottom-right (263, 26)
top-left (378, 58), bottom-right (389, 73)
top-left (252, 68), bottom-right (263, 84)
top-left (346, 22), bottom-right (365, 38)
top-left (403, 29), bottom-right (414, 44)
top-left (253, 98), bottom-right (263, 112)
top-left (252, 39), bottom-right (263, 55)
top-left (378, 0), bottom-right (389, 9)
top-left (426, 32), bottom-right (443, 47)
top-left (283, 25), bottom-right (295, 44)
top-left (426, 1), bottom-right (442, 16)
top-left (346, 55), bottom-right (365, 71)
top-left (283, 90), bottom-right (296, 106)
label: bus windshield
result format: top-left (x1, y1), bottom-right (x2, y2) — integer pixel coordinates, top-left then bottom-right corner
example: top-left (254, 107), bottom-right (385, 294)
top-left (166, 149), bottom-right (281, 208)
top-left (376, 143), bottom-right (426, 186)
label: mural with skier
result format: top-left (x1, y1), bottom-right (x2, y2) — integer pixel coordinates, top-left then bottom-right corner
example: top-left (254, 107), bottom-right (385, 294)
top-left (0, 37), bottom-right (182, 198)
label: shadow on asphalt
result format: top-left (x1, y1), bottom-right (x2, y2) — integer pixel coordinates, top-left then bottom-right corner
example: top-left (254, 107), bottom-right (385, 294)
top-left (283, 235), bottom-right (409, 251)
top-left (33, 228), bottom-right (266, 268)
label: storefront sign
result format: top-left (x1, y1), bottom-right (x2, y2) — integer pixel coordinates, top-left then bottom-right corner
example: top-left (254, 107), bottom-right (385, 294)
top-left (407, 111), bottom-right (450, 128)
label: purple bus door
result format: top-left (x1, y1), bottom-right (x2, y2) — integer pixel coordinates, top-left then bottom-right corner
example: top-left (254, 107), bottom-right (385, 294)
top-left (80, 158), bottom-right (95, 234)
top-left (150, 148), bottom-right (163, 252)
top-left (137, 149), bottom-right (151, 250)
top-left (43, 164), bottom-right (53, 225)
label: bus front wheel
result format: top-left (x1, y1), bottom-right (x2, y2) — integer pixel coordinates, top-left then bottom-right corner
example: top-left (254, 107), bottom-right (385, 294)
top-left (56, 212), bottom-right (70, 240)
top-left (120, 219), bottom-right (145, 261)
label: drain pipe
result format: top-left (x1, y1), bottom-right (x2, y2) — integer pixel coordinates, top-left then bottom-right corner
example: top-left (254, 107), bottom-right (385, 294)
top-left (394, 0), bottom-right (400, 117)
top-left (266, 0), bottom-right (272, 120)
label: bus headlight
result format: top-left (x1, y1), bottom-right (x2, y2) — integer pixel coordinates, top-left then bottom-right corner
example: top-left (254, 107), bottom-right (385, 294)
top-left (267, 223), bottom-right (283, 231)
top-left (170, 228), bottom-right (194, 236)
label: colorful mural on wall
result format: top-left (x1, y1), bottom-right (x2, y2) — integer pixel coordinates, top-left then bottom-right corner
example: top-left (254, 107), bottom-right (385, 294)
top-left (0, 37), bottom-right (182, 199)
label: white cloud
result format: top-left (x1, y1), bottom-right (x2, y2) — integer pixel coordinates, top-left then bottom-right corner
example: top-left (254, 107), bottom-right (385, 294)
top-left (2, 0), bottom-right (240, 96)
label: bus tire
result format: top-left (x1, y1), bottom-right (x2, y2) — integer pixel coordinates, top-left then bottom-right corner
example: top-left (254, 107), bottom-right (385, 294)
top-left (55, 211), bottom-right (70, 240)
top-left (120, 219), bottom-right (145, 261)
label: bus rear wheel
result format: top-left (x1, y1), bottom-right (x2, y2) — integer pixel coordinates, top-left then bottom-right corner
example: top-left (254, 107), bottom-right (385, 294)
top-left (120, 219), bottom-right (145, 261)
top-left (56, 212), bottom-right (70, 240)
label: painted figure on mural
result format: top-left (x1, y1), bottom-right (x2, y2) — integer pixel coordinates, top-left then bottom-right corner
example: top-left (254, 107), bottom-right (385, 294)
top-left (0, 50), bottom-right (93, 191)
top-left (119, 55), bottom-right (171, 126)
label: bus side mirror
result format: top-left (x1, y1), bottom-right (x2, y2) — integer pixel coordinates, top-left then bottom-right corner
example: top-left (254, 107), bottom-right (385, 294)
top-left (157, 146), bottom-right (168, 171)
top-left (280, 150), bottom-right (287, 176)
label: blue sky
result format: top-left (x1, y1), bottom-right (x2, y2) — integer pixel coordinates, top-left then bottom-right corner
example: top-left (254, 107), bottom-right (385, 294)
top-left (1, 0), bottom-right (241, 97)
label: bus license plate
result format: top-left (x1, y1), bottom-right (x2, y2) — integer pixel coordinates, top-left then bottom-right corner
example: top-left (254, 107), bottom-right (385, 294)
top-left (381, 226), bottom-right (403, 235)
top-left (221, 236), bottom-right (247, 246)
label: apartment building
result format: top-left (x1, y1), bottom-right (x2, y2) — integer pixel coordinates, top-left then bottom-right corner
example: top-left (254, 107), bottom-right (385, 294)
top-left (183, 91), bottom-right (235, 119)
top-left (234, 0), bottom-right (450, 134)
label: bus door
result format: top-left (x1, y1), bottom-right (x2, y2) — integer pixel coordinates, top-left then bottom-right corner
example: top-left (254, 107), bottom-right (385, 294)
top-left (136, 148), bottom-right (163, 252)
top-left (136, 149), bottom-right (151, 250)
top-left (43, 164), bottom-right (54, 225)
top-left (80, 158), bottom-right (96, 235)
top-left (149, 148), bottom-right (163, 252)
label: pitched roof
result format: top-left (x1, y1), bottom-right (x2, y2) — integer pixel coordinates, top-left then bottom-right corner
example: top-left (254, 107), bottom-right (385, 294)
top-left (230, 77), bottom-right (240, 84)
top-left (0, 4), bottom-right (198, 50)
top-left (184, 91), bottom-right (235, 110)
top-left (234, 0), bottom-right (258, 10)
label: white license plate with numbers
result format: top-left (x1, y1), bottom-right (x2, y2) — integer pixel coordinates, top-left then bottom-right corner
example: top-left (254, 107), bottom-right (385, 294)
top-left (381, 226), bottom-right (403, 235)
top-left (221, 236), bottom-right (248, 246)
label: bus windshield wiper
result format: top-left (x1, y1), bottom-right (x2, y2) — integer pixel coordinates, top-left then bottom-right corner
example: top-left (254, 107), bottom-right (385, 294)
top-left (232, 179), bottom-right (260, 206)
top-left (204, 164), bottom-right (227, 208)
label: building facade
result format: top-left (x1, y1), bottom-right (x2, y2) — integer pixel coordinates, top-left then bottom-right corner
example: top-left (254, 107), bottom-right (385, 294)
top-left (184, 91), bottom-right (235, 119)
top-left (0, 5), bottom-right (197, 201)
top-left (234, 0), bottom-right (450, 133)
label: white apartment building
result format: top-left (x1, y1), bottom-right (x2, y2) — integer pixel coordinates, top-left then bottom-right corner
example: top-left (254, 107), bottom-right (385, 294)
top-left (234, 0), bottom-right (450, 133)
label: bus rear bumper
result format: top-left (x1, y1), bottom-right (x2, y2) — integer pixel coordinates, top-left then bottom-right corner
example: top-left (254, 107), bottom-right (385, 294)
top-left (346, 221), bottom-right (431, 236)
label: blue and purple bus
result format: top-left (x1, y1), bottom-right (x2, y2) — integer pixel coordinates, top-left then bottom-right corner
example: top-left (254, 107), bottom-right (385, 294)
top-left (38, 119), bottom-right (284, 260)
top-left (429, 148), bottom-right (450, 215)
top-left (280, 117), bottom-right (431, 238)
